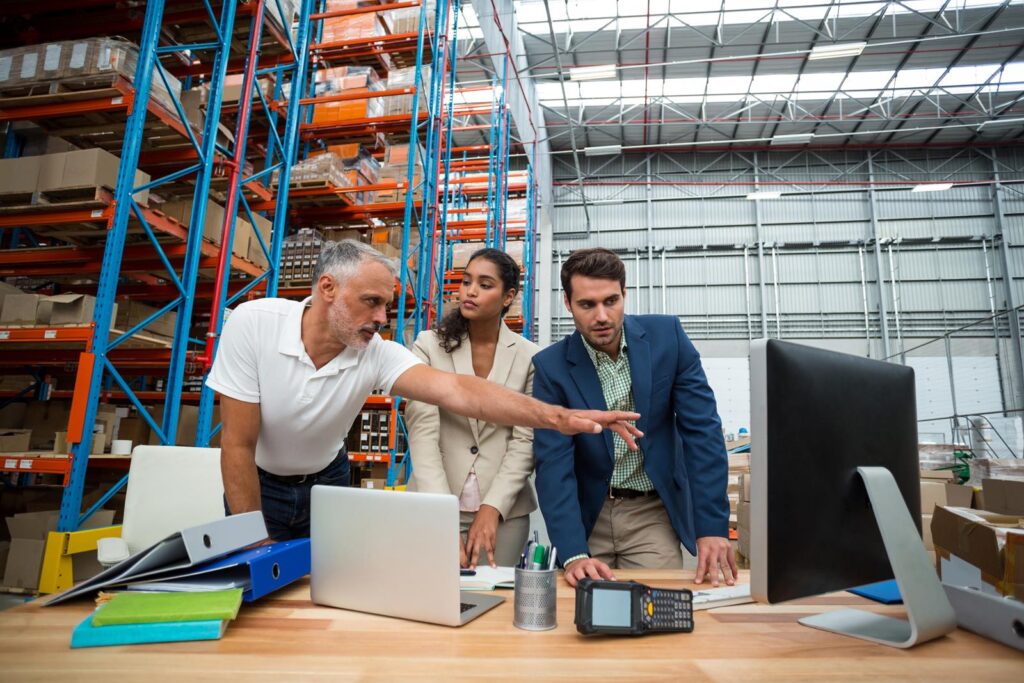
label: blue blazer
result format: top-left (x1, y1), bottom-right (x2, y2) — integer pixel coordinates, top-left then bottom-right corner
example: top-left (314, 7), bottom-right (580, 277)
top-left (531, 315), bottom-right (730, 562)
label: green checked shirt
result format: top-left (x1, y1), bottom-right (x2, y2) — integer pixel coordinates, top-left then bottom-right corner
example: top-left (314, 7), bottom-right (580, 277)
top-left (583, 332), bottom-right (655, 493)
top-left (564, 332), bottom-right (656, 569)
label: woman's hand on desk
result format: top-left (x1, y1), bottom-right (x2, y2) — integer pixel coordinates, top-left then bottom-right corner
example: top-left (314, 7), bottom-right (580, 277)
top-left (465, 505), bottom-right (501, 568)
top-left (563, 557), bottom-right (616, 587)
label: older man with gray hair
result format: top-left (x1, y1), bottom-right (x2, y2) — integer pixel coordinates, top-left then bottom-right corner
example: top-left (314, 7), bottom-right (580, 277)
top-left (207, 240), bottom-right (642, 541)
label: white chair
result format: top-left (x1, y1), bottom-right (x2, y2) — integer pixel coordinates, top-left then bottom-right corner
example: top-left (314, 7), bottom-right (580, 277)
top-left (96, 445), bottom-right (225, 566)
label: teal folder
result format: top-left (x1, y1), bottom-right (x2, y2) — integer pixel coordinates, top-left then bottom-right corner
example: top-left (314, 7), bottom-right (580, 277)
top-left (70, 614), bottom-right (226, 649)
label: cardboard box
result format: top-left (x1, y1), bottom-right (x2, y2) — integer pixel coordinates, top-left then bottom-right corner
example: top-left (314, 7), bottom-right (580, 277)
top-left (0, 429), bottom-right (32, 452)
top-left (36, 148), bottom-right (150, 205)
top-left (920, 480), bottom-right (948, 514)
top-left (114, 300), bottom-right (177, 338)
top-left (161, 198), bottom-right (226, 245)
top-left (945, 483), bottom-right (975, 508)
top-left (0, 293), bottom-right (44, 325)
top-left (921, 512), bottom-right (934, 550)
top-left (46, 293), bottom-right (95, 325)
top-left (2, 509), bottom-right (115, 591)
top-left (53, 431), bottom-right (103, 455)
top-left (931, 505), bottom-right (1024, 599)
top-left (982, 478), bottom-right (1024, 515)
top-left (146, 404), bottom-right (219, 447)
top-left (22, 400), bottom-right (70, 450)
top-left (117, 416), bottom-right (151, 447)
top-left (361, 478), bottom-right (388, 490)
top-left (739, 472), bottom-right (751, 503)
top-left (920, 468), bottom-right (955, 481)
top-left (0, 156), bottom-right (41, 195)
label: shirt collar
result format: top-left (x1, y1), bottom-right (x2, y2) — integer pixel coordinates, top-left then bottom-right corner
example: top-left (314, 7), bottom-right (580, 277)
top-left (583, 329), bottom-right (627, 367)
top-left (278, 297), bottom-right (312, 358)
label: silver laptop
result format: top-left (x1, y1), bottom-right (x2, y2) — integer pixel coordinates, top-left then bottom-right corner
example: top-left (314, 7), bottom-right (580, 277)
top-left (310, 485), bottom-right (505, 626)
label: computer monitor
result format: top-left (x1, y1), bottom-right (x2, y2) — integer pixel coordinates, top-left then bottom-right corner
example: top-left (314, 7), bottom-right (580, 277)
top-left (749, 339), bottom-right (956, 648)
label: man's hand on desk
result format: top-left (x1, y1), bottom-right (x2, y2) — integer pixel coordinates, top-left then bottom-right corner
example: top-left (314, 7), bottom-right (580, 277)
top-left (694, 536), bottom-right (738, 587)
top-left (563, 557), bottom-right (616, 587)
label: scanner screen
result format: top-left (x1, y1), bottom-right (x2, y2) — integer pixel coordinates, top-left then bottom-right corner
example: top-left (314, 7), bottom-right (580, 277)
top-left (591, 588), bottom-right (631, 627)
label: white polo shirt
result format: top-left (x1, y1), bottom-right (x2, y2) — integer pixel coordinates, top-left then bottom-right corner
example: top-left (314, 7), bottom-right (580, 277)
top-left (206, 297), bottom-right (422, 475)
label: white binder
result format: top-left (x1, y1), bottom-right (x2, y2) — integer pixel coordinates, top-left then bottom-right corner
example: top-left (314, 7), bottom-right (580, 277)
top-left (44, 511), bottom-right (268, 605)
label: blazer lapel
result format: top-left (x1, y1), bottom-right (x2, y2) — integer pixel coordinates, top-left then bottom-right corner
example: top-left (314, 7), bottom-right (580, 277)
top-left (451, 336), bottom-right (481, 443)
top-left (567, 332), bottom-right (614, 462)
top-left (624, 317), bottom-right (651, 437)
top-left (487, 323), bottom-right (518, 387)
top-left (475, 324), bottom-right (519, 441)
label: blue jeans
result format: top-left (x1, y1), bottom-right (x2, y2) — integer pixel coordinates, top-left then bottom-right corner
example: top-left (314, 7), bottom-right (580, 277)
top-left (228, 451), bottom-right (350, 542)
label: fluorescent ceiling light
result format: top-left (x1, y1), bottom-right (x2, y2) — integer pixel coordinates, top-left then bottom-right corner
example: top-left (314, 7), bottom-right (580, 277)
top-left (584, 144), bottom-right (622, 156)
top-left (911, 183), bottom-right (954, 192)
top-left (747, 191), bottom-right (782, 200)
top-left (978, 117), bottom-right (1024, 129)
top-left (771, 133), bottom-right (814, 145)
top-left (808, 42), bottom-right (866, 61)
top-left (570, 64), bottom-right (618, 81)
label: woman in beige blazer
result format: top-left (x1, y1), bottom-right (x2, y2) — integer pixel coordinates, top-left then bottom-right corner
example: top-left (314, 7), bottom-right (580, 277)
top-left (406, 248), bottom-right (539, 568)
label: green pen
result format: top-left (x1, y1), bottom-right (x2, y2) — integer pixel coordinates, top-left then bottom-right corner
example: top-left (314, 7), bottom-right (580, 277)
top-left (530, 544), bottom-right (546, 570)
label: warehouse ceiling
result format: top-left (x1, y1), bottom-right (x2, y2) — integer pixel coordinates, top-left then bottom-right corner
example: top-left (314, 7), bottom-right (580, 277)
top-left (457, 0), bottom-right (1024, 153)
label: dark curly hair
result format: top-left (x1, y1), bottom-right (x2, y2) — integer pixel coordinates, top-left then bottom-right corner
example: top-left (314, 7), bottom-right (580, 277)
top-left (436, 248), bottom-right (520, 353)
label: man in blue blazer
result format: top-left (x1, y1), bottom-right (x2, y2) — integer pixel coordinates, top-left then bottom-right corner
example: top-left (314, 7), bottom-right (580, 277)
top-left (532, 248), bottom-right (736, 587)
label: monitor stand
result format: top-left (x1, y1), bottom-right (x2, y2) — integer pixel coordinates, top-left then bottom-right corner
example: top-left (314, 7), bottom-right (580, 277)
top-left (798, 466), bottom-right (957, 648)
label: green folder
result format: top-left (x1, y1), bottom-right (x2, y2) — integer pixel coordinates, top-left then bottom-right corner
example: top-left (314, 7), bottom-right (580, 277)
top-left (91, 589), bottom-right (244, 627)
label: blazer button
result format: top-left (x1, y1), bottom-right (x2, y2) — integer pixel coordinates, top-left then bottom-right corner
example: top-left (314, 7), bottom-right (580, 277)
top-left (470, 446), bottom-right (479, 454)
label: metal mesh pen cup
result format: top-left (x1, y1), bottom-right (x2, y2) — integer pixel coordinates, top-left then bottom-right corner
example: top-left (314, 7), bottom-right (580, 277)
top-left (513, 567), bottom-right (558, 631)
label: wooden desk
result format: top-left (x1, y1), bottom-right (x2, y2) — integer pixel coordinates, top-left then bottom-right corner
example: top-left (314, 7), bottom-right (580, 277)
top-left (0, 570), bottom-right (1020, 680)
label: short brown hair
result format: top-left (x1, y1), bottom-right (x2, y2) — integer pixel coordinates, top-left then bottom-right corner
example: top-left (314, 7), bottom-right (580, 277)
top-left (560, 248), bottom-right (626, 300)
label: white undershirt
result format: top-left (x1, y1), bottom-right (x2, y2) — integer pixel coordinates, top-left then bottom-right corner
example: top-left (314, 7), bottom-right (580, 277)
top-left (206, 297), bottom-right (421, 475)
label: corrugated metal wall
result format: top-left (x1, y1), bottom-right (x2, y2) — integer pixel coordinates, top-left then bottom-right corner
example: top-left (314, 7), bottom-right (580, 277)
top-left (546, 147), bottom-right (1024, 357)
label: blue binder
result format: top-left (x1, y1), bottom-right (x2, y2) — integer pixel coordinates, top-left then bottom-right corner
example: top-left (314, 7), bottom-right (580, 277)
top-left (124, 539), bottom-right (311, 602)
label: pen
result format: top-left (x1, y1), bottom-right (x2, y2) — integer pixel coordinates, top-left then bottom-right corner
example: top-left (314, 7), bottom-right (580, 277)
top-left (530, 544), bottom-right (546, 570)
top-left (518, 537), bottom-right (531, 569)
top-left (547, 547), bottom-right (557, 571)
top-left (524, 541), bottom-right (535, 569)
top-left (460, 569), bottom-right (476, 576)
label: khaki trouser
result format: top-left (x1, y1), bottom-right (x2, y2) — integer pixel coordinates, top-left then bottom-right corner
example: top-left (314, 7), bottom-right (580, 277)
top-left (459, 512), bottom-right (530, 566)
top-left (588, 493), bottom-right (684, 569)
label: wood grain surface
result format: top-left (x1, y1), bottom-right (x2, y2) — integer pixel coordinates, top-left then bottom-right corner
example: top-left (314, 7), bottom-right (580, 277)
top-left (0, 570), bottom-right (1020, 681)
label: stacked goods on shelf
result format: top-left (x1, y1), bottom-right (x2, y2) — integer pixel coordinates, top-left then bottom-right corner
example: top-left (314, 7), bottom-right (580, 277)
top-left (0, 147), bottom-right (150, 206)
top-left (273, 152), bottom-right (354, 190)
top-left (386, 5), bottom-right (435, 34)
top-left (382, 65), bottom-right (432, 117)
top-left (450, 239), bottom-right (524, 269)
top-left (310, 144), bottom-right (381, 203)
top-left (345, 406), bottom-right (392, 461)
top-left (321, 3), bottom-right (393, 42)
top-left (0, 38), bottom-right (182, 113)
top-left (158, 199), bottom-right (272, 269)
top-left (0, 292), bottom-right (113, 329)
top-left (309, 66), bottom-right (384, 124)
top-left (375, 142), bottom-right (424, 203)
top-left (278, 225), bottom-right (418, 287)
top-left (279, 228), bottom-right (325, 284)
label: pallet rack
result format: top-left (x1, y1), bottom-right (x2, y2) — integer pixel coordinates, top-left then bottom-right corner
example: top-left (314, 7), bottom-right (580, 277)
top-left (0, 0), bottom-right (538, 558)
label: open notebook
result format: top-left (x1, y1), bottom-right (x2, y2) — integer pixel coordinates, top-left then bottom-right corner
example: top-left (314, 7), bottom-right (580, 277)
top-left (459, 565), bottom-right (516, 591)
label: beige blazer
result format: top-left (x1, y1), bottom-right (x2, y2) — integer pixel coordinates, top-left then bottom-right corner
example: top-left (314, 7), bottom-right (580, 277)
top-left (405, 323), bottom-right (540, 520)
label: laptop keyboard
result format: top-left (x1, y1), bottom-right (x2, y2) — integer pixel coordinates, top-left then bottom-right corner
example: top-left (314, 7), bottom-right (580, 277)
top-left (460, 602), bottom-right (475, 614)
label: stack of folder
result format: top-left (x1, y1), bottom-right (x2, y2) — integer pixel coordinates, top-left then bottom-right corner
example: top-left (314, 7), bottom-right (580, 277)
top-left (71, 589), bottom-right (244, 648)
top-left (46, 513), bottom-right (311, 606)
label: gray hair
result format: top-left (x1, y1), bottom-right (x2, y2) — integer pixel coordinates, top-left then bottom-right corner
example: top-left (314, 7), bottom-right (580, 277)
top-left (313, 239), bottom-right (399, 289)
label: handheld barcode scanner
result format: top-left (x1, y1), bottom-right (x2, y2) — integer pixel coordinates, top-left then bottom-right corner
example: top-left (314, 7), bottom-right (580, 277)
top-left (574, 579), bottom-right (694, 636)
